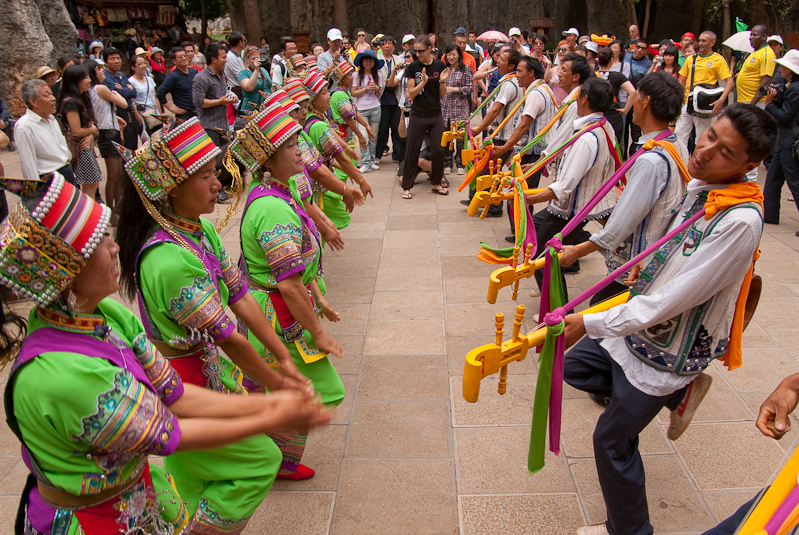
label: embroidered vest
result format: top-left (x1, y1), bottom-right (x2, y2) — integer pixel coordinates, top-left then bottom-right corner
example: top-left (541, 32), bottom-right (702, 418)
top-left (625, 194), bottom-right (763, 375)
top-left (605, 136), bottom-right (689, 273)
top-left (517, 85), bottom-right (558, 154)
top-left (547, 118), bottom-right (617, 221)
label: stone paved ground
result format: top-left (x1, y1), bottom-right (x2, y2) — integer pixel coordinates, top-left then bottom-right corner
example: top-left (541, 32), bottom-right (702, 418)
top-left (1, 146), bottom-right (798, 534)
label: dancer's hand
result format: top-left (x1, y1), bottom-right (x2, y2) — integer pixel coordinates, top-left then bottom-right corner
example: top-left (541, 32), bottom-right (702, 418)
top-left (757, 373), bottom-right (799, 440)
top-left (623, 262), bottom-right (644, 286)
top-left (358, 179), bottom-right (373, 198)
top-left (321, 223), bottom-right (344, 250)
top-left (563, 314), bottom-right (586, 348)
top-left (266, 390), bottom-right (331, 433)
top-left (315, 331), bottom-right (344, 358)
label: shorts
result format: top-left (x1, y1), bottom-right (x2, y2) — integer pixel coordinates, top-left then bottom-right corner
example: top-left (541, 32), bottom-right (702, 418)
top-left (97, 129), bottom-right (122, 158)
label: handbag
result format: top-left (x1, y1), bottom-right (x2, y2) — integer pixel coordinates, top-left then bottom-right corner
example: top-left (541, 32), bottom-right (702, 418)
top-left (686, 54), bottom-right (726, 117)
top-left (57, 97), bottom-right (82, 165)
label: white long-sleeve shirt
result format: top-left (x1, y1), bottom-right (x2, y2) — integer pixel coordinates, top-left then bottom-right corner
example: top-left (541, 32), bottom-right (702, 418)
top-left (14, 108), bottom-right (71, 180)
top-left (583, 180), bottom-right (762, 396)
top-left (548, 112), bottom-right (602, 202)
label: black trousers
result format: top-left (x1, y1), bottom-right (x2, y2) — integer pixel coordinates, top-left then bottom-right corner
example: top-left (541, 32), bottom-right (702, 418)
top-left (402, 110), bottom-right (444, 189)
top-left (376, 104), bottom-right (403, 162)
top-left (532, 208), bottom-right (587, 304)
top-left (763, 147), bottom-right (799, 224)
top-left (205, 128), bottom-right (236, 188)
top-left (120, 109), bottom-right (141, 152)
top-left (50, 164), bottom-right (75, 185)
top-left (564, 338), bottom-right (688, 535)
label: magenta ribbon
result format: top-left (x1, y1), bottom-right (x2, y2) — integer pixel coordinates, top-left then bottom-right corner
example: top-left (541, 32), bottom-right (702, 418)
top-left (558, 129), bottom-right (673, 240)
top-left (537, 235), bottom-right (563, 354)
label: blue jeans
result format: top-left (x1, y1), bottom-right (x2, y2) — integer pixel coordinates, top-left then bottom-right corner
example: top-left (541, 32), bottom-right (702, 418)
top-left (359, 107), bottom-right (381, 167)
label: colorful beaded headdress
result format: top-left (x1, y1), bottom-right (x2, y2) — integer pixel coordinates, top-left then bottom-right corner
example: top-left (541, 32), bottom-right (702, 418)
top-left (283, 78), bottom-right (310, 104)
top-left (226, 103), bottom-right (302, 178)
top-left (119, 117), bottom-right (221, 201)
top-left (330, 62), bottom-right (355, 84)
top-left (0, 172), bottom-right (111, 305)
top-left (264, 89), bottom-right (299, 114)
top-left (305, 56), bottom-right (319, 73)
top-left (303, 71), bottom-right (328, 99)
top-left (288, 54), bottom-right (307, 72)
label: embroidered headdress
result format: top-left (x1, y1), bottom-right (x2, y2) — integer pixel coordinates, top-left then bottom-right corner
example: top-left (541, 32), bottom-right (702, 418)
top-left (264, 88), bottom-right (299, 114)
top-left (304, 56), bottom-right (319, 73)
top-left (329, 62), bottom-right (355, 85)
top-left (303, 71), bottom-right (328, 100)
top-left (119, 117), bottom-right (221, 201)
top-left (288, 54), bottom-right (306, 72)
top-left (225, 103), bottom-right (302, 179)
top-left (283, 78), bottom-right (310, 104)
top-left (0, 172), bottom-right (111, 305)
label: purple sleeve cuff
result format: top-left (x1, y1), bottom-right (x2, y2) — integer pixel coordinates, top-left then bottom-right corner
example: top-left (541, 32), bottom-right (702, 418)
top-left (162, 413), bottom-right (181, 456)
top-left (227, 277), bottom-right (249, 305)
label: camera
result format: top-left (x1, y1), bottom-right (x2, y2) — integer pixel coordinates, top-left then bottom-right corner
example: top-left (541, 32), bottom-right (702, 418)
top-left (403, 109), bottom-right (410, 117)
top-left (759, 82), bottom-right (787, 103)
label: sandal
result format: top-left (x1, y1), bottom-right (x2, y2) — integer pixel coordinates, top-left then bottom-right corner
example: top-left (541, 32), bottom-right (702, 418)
top-left (441, 178), bottom-right (450, 188)
top-left (402, 191), bottom-right (412, 199)
top-left (431, 187), bottom-right (449, 195)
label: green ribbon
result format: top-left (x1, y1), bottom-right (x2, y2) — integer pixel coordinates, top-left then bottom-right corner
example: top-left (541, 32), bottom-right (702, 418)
top-left (528, 236), bottom-right (565, 473)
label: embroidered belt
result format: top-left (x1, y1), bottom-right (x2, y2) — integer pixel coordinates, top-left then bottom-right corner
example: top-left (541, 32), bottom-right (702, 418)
top-left (36, 458), bottom-right (146, 510)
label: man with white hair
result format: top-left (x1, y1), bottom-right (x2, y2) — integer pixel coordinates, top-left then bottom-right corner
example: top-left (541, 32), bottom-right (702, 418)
top-left (14, 79), bottom-right (75, 183)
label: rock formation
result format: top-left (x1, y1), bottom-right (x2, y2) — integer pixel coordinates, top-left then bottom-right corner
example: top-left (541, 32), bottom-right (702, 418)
top-left (0, 0), bottom-right (77, 114)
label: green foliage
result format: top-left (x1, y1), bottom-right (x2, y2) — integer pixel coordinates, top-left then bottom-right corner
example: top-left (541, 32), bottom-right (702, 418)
top-left (179, 0), bottom-right (229, 20)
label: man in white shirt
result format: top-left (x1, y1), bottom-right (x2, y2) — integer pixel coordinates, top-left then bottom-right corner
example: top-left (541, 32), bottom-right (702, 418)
top-left (525, 77), bottom-right (617, 302)
top-left (468, 31), bottom-right (484, 60)
top-left (509, 27), bottom-right (531, 54)
top-left (14, 79), bottom-right (75, 183)
top-left (271, 37), bottom-right (298, 88)
top-left (224, 31), bottom-right (246, 91)
top-left (318, 28), bottom-right (349, 90)
top-left (562, 104), bottom-right (776, 535)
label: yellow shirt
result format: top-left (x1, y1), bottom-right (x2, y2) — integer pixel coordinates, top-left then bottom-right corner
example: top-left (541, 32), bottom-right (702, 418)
top-left (736, 45), bottom-right (776, 103)
top-left (679, 52), bottom-right (732, 97)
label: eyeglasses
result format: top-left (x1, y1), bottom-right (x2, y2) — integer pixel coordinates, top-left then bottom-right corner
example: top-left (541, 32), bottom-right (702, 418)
top-left (413, 48), bottom-right (428, 53)
top-left (358, 34), bottom-right (365, 37)
top-left (636, 45), bottom-right (647, 50)
top-left (558, 47), bottom-right (568, 52)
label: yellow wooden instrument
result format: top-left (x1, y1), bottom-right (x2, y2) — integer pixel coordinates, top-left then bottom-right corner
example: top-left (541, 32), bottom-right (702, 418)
top-left (441, 122), bottom-right (466, 149)
top-left (463, 292), bottom-right (630, 403)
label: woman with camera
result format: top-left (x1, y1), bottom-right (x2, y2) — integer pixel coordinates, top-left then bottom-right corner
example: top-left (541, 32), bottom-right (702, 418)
top-left (764, 49), bottom-right (799, 226)
top-left (130, 55), bottom-right (163, 137)
top-left (236, 45), bottom-right (273, 129)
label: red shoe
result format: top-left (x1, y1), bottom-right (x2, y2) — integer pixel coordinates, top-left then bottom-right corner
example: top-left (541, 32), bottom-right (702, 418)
top-left (276, 464), bottom-right (315, 480)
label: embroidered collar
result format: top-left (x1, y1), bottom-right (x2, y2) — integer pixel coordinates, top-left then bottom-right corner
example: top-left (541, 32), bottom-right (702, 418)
top-left (38, 302), bottom-right (110, 338)
top-left (162, 211), bottom-right (204, 237)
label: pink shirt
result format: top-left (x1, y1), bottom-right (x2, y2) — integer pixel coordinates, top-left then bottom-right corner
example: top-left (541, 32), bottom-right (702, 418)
top-left (354, 72), bottom-right (382, 110)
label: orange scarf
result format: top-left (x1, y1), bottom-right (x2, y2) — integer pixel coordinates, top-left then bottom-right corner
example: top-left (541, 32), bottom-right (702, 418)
top-left (703, 181), bottom-right (764, 370)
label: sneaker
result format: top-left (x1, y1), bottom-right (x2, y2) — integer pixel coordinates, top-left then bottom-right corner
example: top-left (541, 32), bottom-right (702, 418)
top-left (485, 210), bottom-right (503, 218)
top-left (359, 165), bottom-right (372, 174)
top-left (457, 167), bottom-right (465, 175)
top-left (370, 163), bottom-right (379, 171)
top-left (444, 167), bottom-right (452, 174)
top-left (7, 142), bottom-right (15, 152)
top-left (460, 199), bottom-right (471, 206)
top-left (504, 235), bottom-right (515, 243)
top-left (575, 523), bottom-right (609, 535)
top-left (529, 287), bottom-right (541, 298)
top-left (667, 373), bottom-right (713, 440)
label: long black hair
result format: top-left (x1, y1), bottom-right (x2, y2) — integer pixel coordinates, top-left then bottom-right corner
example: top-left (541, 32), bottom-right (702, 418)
top-left (57, 65), bottom-right (95, 127)
top-left (444, 44), bottom-right (465, 71)
top-left (356, 53), bottom-right (381, 86)
top-left (117, 174), bottom-right (159, 302)
top-left (83, 59), bottom-right (102, 87)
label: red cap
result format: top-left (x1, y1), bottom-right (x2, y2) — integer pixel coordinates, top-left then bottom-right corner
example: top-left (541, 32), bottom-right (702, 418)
top-left (682, 32), bottom-right (695, 40)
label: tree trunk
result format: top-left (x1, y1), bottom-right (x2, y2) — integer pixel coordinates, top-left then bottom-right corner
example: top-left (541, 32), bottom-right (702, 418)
top-left (691, 0), bottom-right (704, 40)
top-left (721, 0), bottom-right (732, 41)
top-left (618, 0), bottom-right (638, 30)
top-left (642, 0), bottom-right (653, 38)
top-left (241, 0), bottom-right (262, 43)
top-left (201, 0), bottom-right (207, 38)
top-left (332, 0), bottom-right (347, 33)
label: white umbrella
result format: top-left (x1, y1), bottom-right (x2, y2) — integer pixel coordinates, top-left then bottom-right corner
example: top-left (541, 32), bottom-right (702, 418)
top-left (477, 30), bottom-right (510, 43)
top-left (722, 31), bottom-right (753, 53)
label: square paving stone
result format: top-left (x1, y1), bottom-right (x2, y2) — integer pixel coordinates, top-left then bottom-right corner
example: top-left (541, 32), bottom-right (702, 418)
top-left (346, 400), bottom-right (451, 458)
top-left (673, 421), bottom-right (787, 489)
top-left (702, 489), bottom-right (764, 524)
top-left (459, 493), bottom-right (585, 535)
top-left (323, 254), bottom-right (380, 278)
top-left (570, 455), bottom-right (715, 532)
top-left (451, 374), bottom-right (535, 427)
top-left (722, 347), bottom-right (798, 394)
top-left (324, 276), bottom-right (375, 304)
top-left (0, 458), bottom-right (25, 494)
top-left (383, 229), bottom-right (440, 249)
top-left (445, 302), bottom-right (526, 337)
top-left (444, 277), bottom-right (497, 304)
top-left (455, 427), bottom-right (575, 494)
top-left (331, 375), bottom-right (358, 425)
top-left (325, 304), bottom-right (370, 336)
top-left (330, 335), bottom-right (363, 375)
top-left (380, 247), bottom-right (440, 268)
top-left (330, 460), bottom-right (458, 535)
top-left (364, 319), bottom-right (446, 355)
top-left (358, 355), bottom-right (449, 399)
top-left (656, 368), bottom-right (754, 425)
top-left (386, 215), bottom-right (438, 230)
top-left (441, 256), bottom-right (498, 278)
top-left (242, 491), bottom-right (333, 534)
top-left (369, 290), bottom-right (444, 321)
top-left (375, 265), bottom-right (442, 292)
top-left (271, 425), bottom-right (347, 492)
